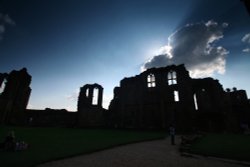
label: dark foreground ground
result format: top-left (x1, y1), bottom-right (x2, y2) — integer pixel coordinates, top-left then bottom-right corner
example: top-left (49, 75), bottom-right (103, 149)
top-left (38, 137), bottom-right (247, 167)
top-left (0, 127), bottom-right (165, 167)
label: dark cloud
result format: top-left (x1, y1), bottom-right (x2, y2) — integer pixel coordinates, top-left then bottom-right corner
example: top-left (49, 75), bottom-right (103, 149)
top-left (0, 13), bottom-right (15, 41)
top-left (142, 20), bottom-right (229, 78)
top-left (143, 54), bottom-right (172, 69)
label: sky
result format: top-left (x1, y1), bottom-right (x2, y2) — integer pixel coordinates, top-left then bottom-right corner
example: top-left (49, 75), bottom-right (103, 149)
top-left (0, 0), bottom-right (250, 111)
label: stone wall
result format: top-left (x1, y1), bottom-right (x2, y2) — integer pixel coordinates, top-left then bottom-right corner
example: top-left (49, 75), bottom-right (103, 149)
top-left (0, 68), bottom-right (31, 125)
top-left (109, 64), bottom-right (250, 132)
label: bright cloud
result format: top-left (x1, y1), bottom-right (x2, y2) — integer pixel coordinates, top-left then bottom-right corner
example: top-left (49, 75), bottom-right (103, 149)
top-left (27, 103), bottom-right (35, 109)
top-left (242, 33), bottom-right (250, 43)
top-left (243, 48), bottom-right (250, 53)
top-left (154, 45), bottom-right (173, 58)
top-left (242, 33), bottom-right (250, 53)
top-left (65, 89), bottom-right (80, 102)
top-left (142, 20), bottom-right (229, 78)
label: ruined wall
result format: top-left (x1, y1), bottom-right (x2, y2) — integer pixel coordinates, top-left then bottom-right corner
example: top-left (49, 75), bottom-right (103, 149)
top-left (0, 68), bottom-right (109, 127)
top-left (192, 78), bottom-right (228, 132)
top-left (225, 89), bottom-right (250, 132)
top-left (26, 108), bottom-right (77, 127)
top-left (109, 64), bottom-right (250, 132)
top-left (23, 83), bottom-right (107, 128)
top-left (0, 68), bottom-right (31, 125)
top-left (109, 64), bottom-right (196, 130)
top-left (77, 83), bottom-right (107, 127)
top-left (1, 66), bottom-right (249, 131)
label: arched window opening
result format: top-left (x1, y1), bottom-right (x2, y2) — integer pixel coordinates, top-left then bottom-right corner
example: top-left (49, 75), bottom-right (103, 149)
top-left (168, 71), bottom-right (177, 85)
top-left (147, 74), bottom-right (156, 88)
top-left (174, 91), bottom-right (179, 102)
top-left (0, 78), bottom-right (7, 94)
top-left (92, 88), bottom-right (99, 105)
top-left (193, 94), bottom-right (198, 110)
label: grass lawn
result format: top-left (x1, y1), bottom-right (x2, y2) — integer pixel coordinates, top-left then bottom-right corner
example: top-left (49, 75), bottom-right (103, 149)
top-left (0, 126), bottom-right (165, 167)
top-left (189, 134), bottom-right (250, 161)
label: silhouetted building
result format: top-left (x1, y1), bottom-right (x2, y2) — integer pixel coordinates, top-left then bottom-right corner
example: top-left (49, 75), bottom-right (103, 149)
top-left (77, 83), bottom-right (106, 127)
top-left (109, 64), bottom-right (250, 132)
top-left (1, 66), bottom-right (249, 132)
top-left (26, 108), bottom-right (77, 127)
top-left (0, 68), bottom-right (31, 124)
top-left (225, 88), bottom-right (250, 132)
top-left (25, 83), bottom-right (106, 127)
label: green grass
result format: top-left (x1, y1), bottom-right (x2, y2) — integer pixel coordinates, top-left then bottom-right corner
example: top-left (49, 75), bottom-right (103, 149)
top-left (0, 126), bottom-right (165, 167)
top-left (189, 134), bottom-right (250, 161)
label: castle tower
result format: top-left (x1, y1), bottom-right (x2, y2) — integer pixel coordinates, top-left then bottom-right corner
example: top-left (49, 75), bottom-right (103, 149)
top-left (77, 83), bottom-right (105, 127)
top-left (0, 68), bottom-right (32, 124)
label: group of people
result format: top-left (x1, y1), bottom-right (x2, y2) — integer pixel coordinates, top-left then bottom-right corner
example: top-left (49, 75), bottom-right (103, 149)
top-left (0, 131), bottom-right (28, 151)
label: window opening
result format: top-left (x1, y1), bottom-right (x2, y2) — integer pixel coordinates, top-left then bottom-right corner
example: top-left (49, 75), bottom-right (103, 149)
top-left (0, 78), bottom-right (7, 94)
top-left (168, 71), bottom-right (177, 85)
top-left (86, 88), bottom-right (89, 97)
top-left (174, 91), bottom-right (179, 102)
top-left (193, 94), bottom-right (198, 110)
top-left (92, 88), bottom-right (99, 105)
top-left (147, 74), bottom-right (156, 88)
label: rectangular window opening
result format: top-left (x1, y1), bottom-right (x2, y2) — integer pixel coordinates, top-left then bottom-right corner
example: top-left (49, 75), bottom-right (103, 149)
top-left (0, 79), bottom-right (7, 94)
top-left (174, 91), bottom-right (179, 102)
top-left (86, 89), bottom-right (89, 97)
top-left (194, 94), bottom-right (198, 110)
top-left (92, 88), bottom-right (99, 105)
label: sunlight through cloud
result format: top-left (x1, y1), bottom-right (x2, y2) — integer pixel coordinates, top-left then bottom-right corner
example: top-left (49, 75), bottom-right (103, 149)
top-left (142, 20), bottom-right (229, 78)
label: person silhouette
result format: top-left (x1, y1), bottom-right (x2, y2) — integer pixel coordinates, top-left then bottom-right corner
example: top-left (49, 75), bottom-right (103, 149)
top-left (4, 131), bottom-right (16, 151)
top-left (169, 125), bottom-right (175, 145)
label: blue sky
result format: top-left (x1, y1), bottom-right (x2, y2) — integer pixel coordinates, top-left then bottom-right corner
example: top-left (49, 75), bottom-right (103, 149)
top-left (0, 0), bottom-right (250, 110)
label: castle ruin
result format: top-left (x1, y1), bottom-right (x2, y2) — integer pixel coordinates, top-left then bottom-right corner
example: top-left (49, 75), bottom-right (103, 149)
top-left (109, 64), bottom-right (250, 132)
top-left (0, 65), bottom-right (249, 132)
top-left (0, 68), bottom-right (31, 125)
